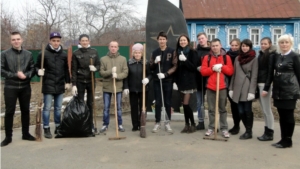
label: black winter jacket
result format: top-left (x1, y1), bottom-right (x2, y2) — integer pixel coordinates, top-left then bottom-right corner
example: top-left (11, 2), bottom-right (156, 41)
top-left (257, 46), bottom-right (276, 91)
top-left (196, 44), bottom-right (210, 91)
top-left (149, 47), bottom-right (177, 82)
top-left (1, 47), bottom-right (35, 89)
top-left (174, 49), bottom-right (198, 91)
top-left (123, 58), bottom-right (152, 92)
top-left (71, 47), bottom-right (100, 85)
top-left (272, 51), bottom-right (300, 100)
top-left (36, 44), bottom-right (70, 94)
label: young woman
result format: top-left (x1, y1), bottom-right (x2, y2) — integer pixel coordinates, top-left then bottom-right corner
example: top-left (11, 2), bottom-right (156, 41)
top-left (271, 34), bottom-right (300, 148)
top-left (229, 39), bottom-right (258, 140)
top-left (257, 37), bottom-right (276, 141)
top-left (123, 43), bottom-right (152, 131)
top-left (227, 38), bottom-right (241, 135)
top-left (174, 34), bottom-right (198, 133)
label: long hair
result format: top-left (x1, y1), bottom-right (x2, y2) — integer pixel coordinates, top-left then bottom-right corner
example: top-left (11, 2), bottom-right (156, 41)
top-left (176, 34), bottom-right (191, 55)
top-left (260, 37), bottom-right (272, 65)
top-left (277, 34), bottom-right (294, 54)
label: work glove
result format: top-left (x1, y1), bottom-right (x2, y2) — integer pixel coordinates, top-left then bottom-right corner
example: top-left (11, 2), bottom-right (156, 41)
top-left (38, 69), bottom-right (45, 76)
top-left (154, 56), bottom-right (161, 64)
top-left (179, 52), bottom-right (187, 61)
top-left (142, 78), bottom-right (149, 85)
top-left (112, 66), bottom-right (117, 73)
top-left (229, 90), bottom-right (233, 98)
top-left (112, 73), bottom-right (117, 78)
top-left (247, 93), bottom-right (255, 101)
top-left (89, 65), bottom-right (97, 72)
top-left (197, 66), bottom-right (201, 71)
top-left (72, 86), bottom-right (78, 96)
top-left (65, 83), bottom-right (71, 91)
top-left (173, 83), bottom-right (178, 90)
top-left (123, 89), bottom-right (129, 95)
top-left (157, 73), bottom-right (165, 79)
top-left (213, 64), bottom-right (222, 73)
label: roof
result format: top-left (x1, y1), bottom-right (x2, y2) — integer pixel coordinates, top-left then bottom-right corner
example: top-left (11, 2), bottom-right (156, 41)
top-left (181, 0), bottom-right (300, 19)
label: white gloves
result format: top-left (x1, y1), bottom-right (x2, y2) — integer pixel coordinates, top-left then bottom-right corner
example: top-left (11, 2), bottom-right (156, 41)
top-left (89, 65), bottom-right (97, 72)
top-left (112, 73), bottom-right (117, 78)
top-left (112, 66), bottom-right (117, 73)
top-left (173, 83), bottom-right (178, 90)
top-left (142, 78), bottom-right (149, 85)
top-left (197, 66), bottom-right (201, 71)
top-left (38, 69), bottom-right (45, 76)
top-left (154, 56), bottom-right (161, 64)
top-left (65, 83), bottom-right (71, 90)
top-left (229, 90), bottom-right (233, 98)
top-left (179, 52), bottom-right (187, 61)
top-left (247, 93), bottom-right (255, 101)
top-left (157, 73), bottom-right (165, 79)
top-left (123, 89), bottom-right (129, 95)
top-left (213, 64), bottom-right (223, 72)
top-left (72, 86), bottom-right (78, 96)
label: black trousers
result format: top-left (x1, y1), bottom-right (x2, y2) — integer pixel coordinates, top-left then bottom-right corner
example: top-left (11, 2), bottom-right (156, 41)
top-left (228, 96), bottom-right (240, 127)
top-left (4, 86), bottom-right (31, 137)
top-left (129, 91), bottom-right (148, 128)
top-left (77, 82), bottom-right (94, 128)
top-left (153, 80), bottom-right (172, 123)
top-left (277, 108), bottom-right (295, 140)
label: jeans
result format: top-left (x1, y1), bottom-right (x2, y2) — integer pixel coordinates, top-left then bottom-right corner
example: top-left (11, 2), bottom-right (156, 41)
top-left (77, 82), bottom-right (94, 128)
top-left (153, 80), bottom-right (172, 123)
top-left (4, 86), bottom-right (31, 137)
top-left (196, 91), bottom-right (205, 122)
top-left (42, 93), bottom-right (63, 128)
top-left (103, 92), bottom-right (123, 126)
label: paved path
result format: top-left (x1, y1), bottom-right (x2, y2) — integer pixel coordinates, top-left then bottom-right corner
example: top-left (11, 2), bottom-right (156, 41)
top-left (1, 114), bottom-right (300, 169)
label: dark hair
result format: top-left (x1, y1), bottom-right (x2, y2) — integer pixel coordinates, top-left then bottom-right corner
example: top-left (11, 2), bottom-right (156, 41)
top-left (197, 32), bottom-right (207, 38)
top-left (157, 31), bottom-right (167, 40)
top-left (11, 31), bottom-right (21, 36)
top-left (210, 38), bottom-right (221, 44)
top-left (79, 34), bottom-right (89, 40)
top-left (230, 38), bottom-right (241, 45)
top-left (175, 34), bottom-right (191, 55)
top-left (260, 37), bottom-right (272, 65)
top-left (240, 39), bottom-right (253, 51)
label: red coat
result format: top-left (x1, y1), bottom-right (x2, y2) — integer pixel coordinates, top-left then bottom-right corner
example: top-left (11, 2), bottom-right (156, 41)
top-left (200, 53), bottom-right (234, 91)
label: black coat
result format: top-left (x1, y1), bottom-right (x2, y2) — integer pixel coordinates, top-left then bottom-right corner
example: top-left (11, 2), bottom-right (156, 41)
top-left (123, 58), bottom-right (152, 92)
top-left (1, 47), bottom-right (35, 89)
top-left (272, 51), bottom-right (300, 100)
top-left (196, 44), bottom-right (210, 91)
top-left (36, 44), bottom-right (70, 94)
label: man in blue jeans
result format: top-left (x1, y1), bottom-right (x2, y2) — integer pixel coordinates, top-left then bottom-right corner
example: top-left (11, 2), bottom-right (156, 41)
top-left (99, 41), bottom-right (128, 133)
top-left (36, 32), bottom-right (71, 138)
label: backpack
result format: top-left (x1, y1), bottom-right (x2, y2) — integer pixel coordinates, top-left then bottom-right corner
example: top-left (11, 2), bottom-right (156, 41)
top-left (207, 54), bottom-right (227, 66)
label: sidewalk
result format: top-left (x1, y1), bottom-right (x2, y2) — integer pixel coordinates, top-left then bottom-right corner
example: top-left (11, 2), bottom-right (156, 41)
top-left (1, 113), bottom-right (300, 169)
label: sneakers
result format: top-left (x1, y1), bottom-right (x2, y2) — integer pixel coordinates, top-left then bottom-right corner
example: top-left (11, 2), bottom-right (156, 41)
top-left (100, 126), bottom-right (108, 133)
top-left (205, 129), bottom-right (214, 136)
top-left (118, 125), bottom-right (125, 132)
top-left (222, 130), bottom-right (230, 138)
top-left (165, 122), bottom-right (173, 133)
top-left (44, 128), bottom-right (52, 139)
top-left (152, 123), bottom-right (160, 133)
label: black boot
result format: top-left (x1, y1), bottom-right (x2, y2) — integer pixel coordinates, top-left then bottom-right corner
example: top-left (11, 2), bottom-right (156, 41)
top-left (275, 137), bottom-right (292, 148)
top-left (1, 137), bottom-right (12, 147)
top-left (196, 122), bottom-right (205, 130)
top-left (240, 112), bottom-right (253, 140)
top-left (44, 128), bottom-right (52, 139)
top-left (22, 133), bottom-right (36, 141)
top-left (276, 122), bottom-right (294, 148)
top-left (258, 126), bottom-right (273, 141)
top-left (228, 126), bottom-right (240, 135)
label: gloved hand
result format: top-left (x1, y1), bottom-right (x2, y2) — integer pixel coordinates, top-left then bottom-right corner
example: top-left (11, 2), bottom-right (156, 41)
top-left (65, 83), bottom-right (71, 90)
top-left (179, 52), bottom-right (187, 61)
top-left (123, 89), bottom-right (129, 95)
top-left (247, 93), bottom-right (255, 101)
top-left (112, 66), bottom-right (117, 73)
top-left (213, 64), bottom-right (223, 73)
top-left (157, 73), bottom-right (165, 79)
top-left (154, 56), bottom-right (161, 64)
top-left (38, 69), bottom-right (45, 76)
top-left (142, 78), bottom-right (149, 85)
top-left (112, 73), bottom-right (117, 78)
top-left (173, 83), bottom-right (178, 90)
top-left (229, 90), bottom-right (233, 98)
top-left (72, 86), bottom-right (78, 96)
top-left (89, 65), bottom-right (97, 72)
top-left (197, 66), bottom-right (201, 71)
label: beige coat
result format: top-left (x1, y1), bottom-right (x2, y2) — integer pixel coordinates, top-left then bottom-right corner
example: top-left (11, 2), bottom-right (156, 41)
top-left (99, 52), bottom-right (128, 93)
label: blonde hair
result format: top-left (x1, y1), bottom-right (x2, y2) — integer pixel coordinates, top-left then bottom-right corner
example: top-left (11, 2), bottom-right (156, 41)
top-left (277, 34), bottom-right (294, 53)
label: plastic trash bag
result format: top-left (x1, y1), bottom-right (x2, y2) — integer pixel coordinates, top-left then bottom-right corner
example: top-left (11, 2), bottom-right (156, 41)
top-left (56, 97), bottom-right (93, 138)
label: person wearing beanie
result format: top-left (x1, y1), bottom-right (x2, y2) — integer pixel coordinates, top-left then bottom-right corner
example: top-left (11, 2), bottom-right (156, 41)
top-left (35, 32), bottom-right (71, 139)
top-left (71, 34), bottom-right (100, 136)
top-left (123, 43), bottom-right (152, 131)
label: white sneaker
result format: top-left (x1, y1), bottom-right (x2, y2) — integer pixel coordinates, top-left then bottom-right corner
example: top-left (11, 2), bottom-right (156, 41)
top-left (118, 125), bottom-right (125, 132)
top-left (165, 122), bottom-right (173, 133)
top-left (222, 130), bottom-right (230, 138)
top-left (205, 129), bottom-right (214, 136)
top-left (99, 126), bottom-right (107, 133)
top-left (152, 123), bottom-right (160, 133)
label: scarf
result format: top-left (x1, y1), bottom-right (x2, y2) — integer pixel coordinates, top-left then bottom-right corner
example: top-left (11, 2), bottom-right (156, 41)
top-left (238, 50), bottom-right (256, 65)
top-left (177, 46), bottom-right (190, 56)
top-left (128, 57), bottom-right (147, 65)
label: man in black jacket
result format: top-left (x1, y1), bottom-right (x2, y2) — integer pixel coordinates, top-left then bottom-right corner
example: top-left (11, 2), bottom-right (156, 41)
top-left (149, 31), bottom-right (177, 133)
top-left (36, 32), bottom-right (71, 138)
top-left (1, 32), bottom-right (36, 147)
top-left (71, 34), bottom-right (100, 134)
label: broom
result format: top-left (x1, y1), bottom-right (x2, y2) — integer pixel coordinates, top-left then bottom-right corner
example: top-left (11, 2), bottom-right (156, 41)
top-left (90, 58), bottom-right (98, 134)
top-left (35, 44), bottom-right (45, 141)
top-left (140, 44), bottom-right (147, 138)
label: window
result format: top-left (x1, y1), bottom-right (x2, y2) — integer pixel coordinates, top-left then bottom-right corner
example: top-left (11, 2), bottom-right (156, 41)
top-left (204, 26), bottom-right (219, 41)
top-left (225, 25), bottom-right (241, 47)
top-left (270, 25), bottom-right (286, 45)
top-left (250, 29), bottom-right (260, 46)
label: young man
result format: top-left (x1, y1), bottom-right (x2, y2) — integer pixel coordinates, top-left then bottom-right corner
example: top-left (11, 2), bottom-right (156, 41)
top-left (195, 32), bottom-right (211, 130)
top-left (36, 32), bottom-right (71, 138)
top-left (1, 32), bottom-right (36, 147)
top-left (71, 34), bottom-right (100, 134)
top-left (149, 31), bottom-right (177, 133)
top-left (99, 41), bottom-right (128, 133)
top-left (200, 38), bottom-right (233, 138)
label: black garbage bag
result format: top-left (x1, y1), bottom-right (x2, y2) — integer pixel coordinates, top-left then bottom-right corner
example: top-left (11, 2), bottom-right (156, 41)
top-left (56, 97), bottom-right (93, 138)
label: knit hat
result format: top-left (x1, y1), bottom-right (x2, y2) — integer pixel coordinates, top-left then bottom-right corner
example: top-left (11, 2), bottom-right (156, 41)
top-left (132, 43), bottom-right (144, 52)
top-left (79, 34), bottom-right (89, 40)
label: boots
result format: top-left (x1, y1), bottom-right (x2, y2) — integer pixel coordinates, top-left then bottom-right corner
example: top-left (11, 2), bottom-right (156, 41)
top-left (228, 126), bottom-right (240, 135)
top-left (240, 112), bottom-right (253, 140)
top-left (274, 122), bottom-right (294, 148)
top-left (181, 124), bottom-right (190, 133)
top-left (1, 137), bottom-right (12, 147)
top-left (257, 126), bottom-right (273, 141)
top-left (44, 128), bottom-right (52, 139)
top-left (196, 121), bottom-right (205, 130)
top-left (188, 124), bottom-right (196, 133)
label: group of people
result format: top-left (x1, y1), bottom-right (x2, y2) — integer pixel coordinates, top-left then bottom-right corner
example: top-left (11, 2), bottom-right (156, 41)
top-left (1, 31), bottom-right (299, 149)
